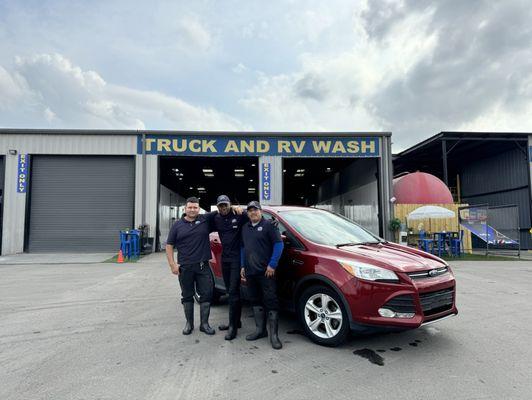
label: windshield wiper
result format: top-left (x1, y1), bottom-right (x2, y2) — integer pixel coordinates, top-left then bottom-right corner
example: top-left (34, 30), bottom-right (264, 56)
top-left (336, 241), bottom-right (381, 248)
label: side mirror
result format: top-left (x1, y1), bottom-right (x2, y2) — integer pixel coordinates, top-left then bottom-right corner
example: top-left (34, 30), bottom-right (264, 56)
top-left (281, 234), bottom-right (291, 246)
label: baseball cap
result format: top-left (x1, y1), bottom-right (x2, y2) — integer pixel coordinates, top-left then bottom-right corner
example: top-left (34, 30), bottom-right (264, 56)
top-left (246, 201), bottom-right (262, 210)
top-left (216, 195), bottom-right (231, 205)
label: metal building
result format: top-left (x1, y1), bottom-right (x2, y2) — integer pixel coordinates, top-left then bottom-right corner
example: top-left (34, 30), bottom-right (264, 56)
top-left (393, 132), bottom-right (532, 250)
top-left (0, 129), bottom-right (394, 255)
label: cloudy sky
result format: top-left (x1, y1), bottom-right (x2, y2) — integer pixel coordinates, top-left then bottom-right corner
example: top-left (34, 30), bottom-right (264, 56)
top-left (0, 0), bottom-right (530, 151)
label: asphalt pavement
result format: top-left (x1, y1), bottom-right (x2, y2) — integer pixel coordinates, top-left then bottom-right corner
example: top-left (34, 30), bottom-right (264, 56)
top-left (1, 253), bottom-right (531, 400)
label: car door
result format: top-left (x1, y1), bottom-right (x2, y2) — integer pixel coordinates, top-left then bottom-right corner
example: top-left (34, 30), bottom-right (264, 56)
top-left (262, 212), bottom-right (306, 308)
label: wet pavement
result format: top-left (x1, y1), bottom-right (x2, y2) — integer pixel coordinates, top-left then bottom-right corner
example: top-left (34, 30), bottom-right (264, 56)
top-left (1, 253), bottom-right (531, 400)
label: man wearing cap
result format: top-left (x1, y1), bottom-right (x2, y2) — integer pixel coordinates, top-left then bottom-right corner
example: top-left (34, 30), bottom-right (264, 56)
top-left (166, 196), bottom-right (240, 336)
top-left (240, 201), bottom-right (284, 350)
top-left (211, 195), bottom-right (249, 340)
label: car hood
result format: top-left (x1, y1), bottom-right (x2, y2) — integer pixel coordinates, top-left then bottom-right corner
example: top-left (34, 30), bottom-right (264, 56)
top-left (334, 242), bottom-right (446, 272)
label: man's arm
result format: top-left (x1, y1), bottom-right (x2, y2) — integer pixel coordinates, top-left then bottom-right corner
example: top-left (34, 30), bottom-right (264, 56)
top-left (165, 244), bottom-right (180, 275)
top-left (265, 223), bottom-right (284, 278)
top-left (265, 241), bottom-right (284, 278)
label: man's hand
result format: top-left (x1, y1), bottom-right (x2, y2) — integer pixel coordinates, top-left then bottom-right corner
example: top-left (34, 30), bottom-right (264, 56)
top-left (240, 267), bottom-right (246, 282)
top-left (265, 266), bottom-right (275, 278)
top-left (232, 205), bottom-right (243, 215)
top-left (170, 263), bottom-right (180, 275)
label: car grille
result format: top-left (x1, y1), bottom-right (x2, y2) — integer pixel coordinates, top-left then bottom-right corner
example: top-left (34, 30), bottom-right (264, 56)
top-left (382, 294), bottom-right (415, 313)
top-left (407, 266), bottom-right (449, 280)
top-left (419, 287), bottom-right (454, 316)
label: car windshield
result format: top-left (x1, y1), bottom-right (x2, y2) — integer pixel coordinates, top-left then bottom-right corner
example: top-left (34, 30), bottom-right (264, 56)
top-left (279, 209), bottom-right (380, 246)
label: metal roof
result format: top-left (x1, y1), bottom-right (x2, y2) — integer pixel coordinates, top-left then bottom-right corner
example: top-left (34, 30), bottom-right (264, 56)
top-left (0, 128), bottom-right (391, 137)
top-left (396, 131), bottom-right (530, 157)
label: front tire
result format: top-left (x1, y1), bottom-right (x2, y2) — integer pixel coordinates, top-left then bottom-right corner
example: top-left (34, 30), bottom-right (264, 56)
top-left (297, 285), bottom-right (350, 347)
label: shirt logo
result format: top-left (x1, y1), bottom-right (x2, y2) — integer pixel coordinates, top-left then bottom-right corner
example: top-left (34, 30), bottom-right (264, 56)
top-left (257, 226), bottom-right (263, 231)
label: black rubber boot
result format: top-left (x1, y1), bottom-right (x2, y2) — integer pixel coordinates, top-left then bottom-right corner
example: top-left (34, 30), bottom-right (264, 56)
top-left (199, 302), bottom-right (215, 335)
top-left (224, 303), bottom-right (240, 341)
top-left (219, 320), bottom-right (242, 330)
top-left (268, 310), bottom-right (283, 350)
top-left (246, 306), bottom-right (268, 341)
top-left (182, 302), bottom-right (194, 335)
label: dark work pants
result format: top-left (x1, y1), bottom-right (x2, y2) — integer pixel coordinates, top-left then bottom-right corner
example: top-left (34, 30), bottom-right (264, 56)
top-left (178, 262), bottom-right (213, 304)
top-left (222, 260), bottom-right (241, 306)
top-left (246, 274), bottom-right (279, 311)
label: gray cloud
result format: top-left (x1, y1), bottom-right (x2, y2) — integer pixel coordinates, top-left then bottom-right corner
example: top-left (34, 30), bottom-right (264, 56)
top-left (293, 73), bottom-right (329, 101)
top-left (365, 0), bottom-right (532, 148)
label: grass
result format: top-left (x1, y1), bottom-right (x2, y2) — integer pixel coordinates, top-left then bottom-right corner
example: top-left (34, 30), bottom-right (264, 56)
top-left (441, 253), bottom-right (521, 261)
top-left (104, 254), bottom-right (143, 263)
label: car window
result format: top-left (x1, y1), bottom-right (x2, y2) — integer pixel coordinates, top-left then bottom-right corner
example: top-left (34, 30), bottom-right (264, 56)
top-left (262, 212), bottom-right (304, 249)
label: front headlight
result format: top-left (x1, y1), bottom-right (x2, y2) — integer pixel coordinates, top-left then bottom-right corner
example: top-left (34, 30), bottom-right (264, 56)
top-left (337, 259), bottom-right (399, 282)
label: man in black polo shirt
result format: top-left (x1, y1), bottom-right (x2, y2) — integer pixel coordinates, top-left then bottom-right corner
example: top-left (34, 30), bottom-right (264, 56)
top-left (211, 195), bottom-right (248, 341)
top-left (241, 201), bottom-right (284, 350)
top-left (165, 197), bottom-right (218, 336)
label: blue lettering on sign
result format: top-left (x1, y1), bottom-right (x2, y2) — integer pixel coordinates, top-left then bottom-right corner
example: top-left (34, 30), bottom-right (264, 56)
top-left (137, 135), bottom-right (380, 157)
top-left (17, 154), bottom-right (29, 193)
top-left (261, 163), bottom-right (271, 201)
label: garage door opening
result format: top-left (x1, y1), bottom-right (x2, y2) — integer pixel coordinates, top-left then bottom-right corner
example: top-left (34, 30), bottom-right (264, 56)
top-left (283, 157), bottom-right (380, 235)
top-left (158, 156), bottom-right (258, 248)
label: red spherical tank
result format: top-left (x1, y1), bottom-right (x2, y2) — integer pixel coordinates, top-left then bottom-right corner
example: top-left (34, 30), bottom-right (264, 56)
top-left (393, 172), bottom-right (454, 204)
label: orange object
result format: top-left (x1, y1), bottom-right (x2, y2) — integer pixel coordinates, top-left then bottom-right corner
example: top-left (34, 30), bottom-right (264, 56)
top-left (117, 250), bottom-right (125, 263)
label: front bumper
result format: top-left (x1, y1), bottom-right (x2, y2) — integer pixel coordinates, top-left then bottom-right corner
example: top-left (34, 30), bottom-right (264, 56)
top-left (342, 271), bottom-right (458, 331)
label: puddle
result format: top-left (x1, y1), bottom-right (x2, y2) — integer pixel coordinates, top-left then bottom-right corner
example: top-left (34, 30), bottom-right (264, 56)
top-left (353, 348), bottom-right (385, 366)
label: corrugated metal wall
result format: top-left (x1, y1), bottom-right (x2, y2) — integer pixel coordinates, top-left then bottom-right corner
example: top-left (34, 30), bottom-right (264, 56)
top-left (316, 159), bottom-right (380, 235)
top-left (0, 134), bottom-right (136, 155)
top-left (460, 147), bottom-right (532, 249)
top-left (0, 133), bottom-right (138, 255)
top-left (460, 148), bottom-right (529, 197)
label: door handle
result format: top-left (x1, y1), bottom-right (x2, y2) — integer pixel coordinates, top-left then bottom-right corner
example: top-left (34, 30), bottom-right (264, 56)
top-left (291, 259), bottom-right (304, 266)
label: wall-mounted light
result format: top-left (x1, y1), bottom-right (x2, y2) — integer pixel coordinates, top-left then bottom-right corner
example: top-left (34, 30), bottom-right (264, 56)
top-left (9, 149), bottom-right (18, 155)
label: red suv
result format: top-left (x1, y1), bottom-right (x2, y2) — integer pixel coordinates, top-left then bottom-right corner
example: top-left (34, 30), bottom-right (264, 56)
top-left (209, 206), bottom-right (457, 346)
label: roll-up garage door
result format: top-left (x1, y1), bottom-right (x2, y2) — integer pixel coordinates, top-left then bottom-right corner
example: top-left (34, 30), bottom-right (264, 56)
top-left (28, 155), bottom-right (135, 252)
top-left (0, 156), bottom-right (4, 253)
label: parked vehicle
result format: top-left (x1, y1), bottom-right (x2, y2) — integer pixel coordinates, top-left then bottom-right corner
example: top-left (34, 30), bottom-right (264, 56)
top-left (209, 206), bottom-right (457, 347)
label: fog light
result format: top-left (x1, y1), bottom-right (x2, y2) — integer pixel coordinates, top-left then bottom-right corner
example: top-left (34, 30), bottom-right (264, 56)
top-left (378, 308), bottom-right (415, 319)
top-left (395, 312), bottom-right (415, 319)
top-left (378, 308), bottom-right (396, 318)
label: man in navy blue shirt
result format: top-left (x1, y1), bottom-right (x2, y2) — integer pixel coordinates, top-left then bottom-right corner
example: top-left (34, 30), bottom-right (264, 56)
top-left (211, 195), bottom-right (248, 341)
top-left (166, 197), bottom-right (230, 336)
top-left (241, 201), bottom-right (284, 350)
